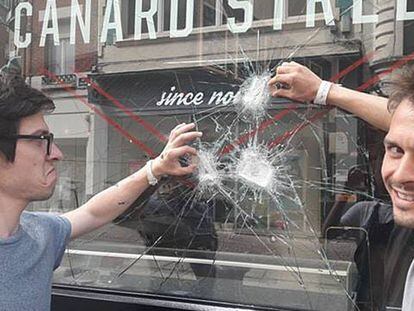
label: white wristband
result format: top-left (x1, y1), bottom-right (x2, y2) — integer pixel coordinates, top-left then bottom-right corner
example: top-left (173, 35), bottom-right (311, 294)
top-left (146, 160), bottom-right (159, 186)
top-left (314, 81), bottom-right (333, 106)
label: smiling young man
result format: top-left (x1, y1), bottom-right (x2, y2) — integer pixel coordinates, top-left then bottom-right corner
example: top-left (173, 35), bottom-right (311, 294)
top-left (269, 62), bottom-right (414, 310)
top-left (0, 60), bottom-right (202, 310)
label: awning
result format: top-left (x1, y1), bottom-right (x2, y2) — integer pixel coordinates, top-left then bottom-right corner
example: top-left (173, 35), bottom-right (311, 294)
top-left (88, 67), bottom-right (291, 115)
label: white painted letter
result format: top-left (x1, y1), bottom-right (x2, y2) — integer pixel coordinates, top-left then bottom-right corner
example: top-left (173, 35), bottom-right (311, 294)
top-left (306, 0), bottom-right (335, 28)
top-left (135, 0), bottom-right (158, 40)
top-left (397, 0), bottom-right (414, 20)
top-left (40, 0), bottom-right (60, 47)
top-left (170, 0), bottom-right (193, 38)
top-left (70, 0), bottom-right (91, 44)
top-left (352, 0), bottom-right (378, 23)
top-left (227, 0), bottom-right (253, 33)
top-left (14, 2), bottom-right (32, 49)
top-left (273, 0), bottom-right (284, 30)
top-left (101, 0), bottom-right (123, 43)
top-left (193, 93), bottom-right (204, 105)
top-left (156, 92), bottom-right (167, 106)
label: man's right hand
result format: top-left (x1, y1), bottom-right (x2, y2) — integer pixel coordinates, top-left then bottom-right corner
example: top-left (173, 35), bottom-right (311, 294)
top-left (268, 61), bottom-right (322, 103)
top-left (151, 123), bottom-right (202, 179)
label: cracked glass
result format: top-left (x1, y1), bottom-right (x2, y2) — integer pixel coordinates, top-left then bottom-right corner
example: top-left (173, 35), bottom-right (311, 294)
top-left (3, 0), bottom-right (414, 310)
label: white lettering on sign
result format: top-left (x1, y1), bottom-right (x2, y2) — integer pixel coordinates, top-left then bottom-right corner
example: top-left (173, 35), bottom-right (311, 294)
top-left (70, 0), bottom-right (91, 44)
top-left (306, 0), bottom-right (335, 28)
top-left (352, 0), bottom-right (378, 24)
top-left (227, 0), bottom-right (253, 34)
top-left (14, 2), bottom-right (32, 49)
top-left (273, 0), bottom-right (284, 30)
top-left (170, 0), bottom-right (194, 38)
top-left (39, 0), bottom-right (60, 47)
top-left (156, 86), bottom-right (235, 107)
top-left (14, 0), bottom-right (414, 48)
top-left (208, 91), bottom-right (235, 105)
top-left (101, 0), bottom-right (123, 43)
top-left (397, 0), bottom-right (414, 20)
top-left (135, 0), bottom-right (158, 40)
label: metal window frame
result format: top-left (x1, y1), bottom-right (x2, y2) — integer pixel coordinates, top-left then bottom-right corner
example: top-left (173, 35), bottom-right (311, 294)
top-left (52, 284), bottom-right (307, 311)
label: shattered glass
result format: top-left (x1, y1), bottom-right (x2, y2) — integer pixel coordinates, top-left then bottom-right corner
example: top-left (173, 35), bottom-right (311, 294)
top-left (5, 0), bottom-right (414, 310)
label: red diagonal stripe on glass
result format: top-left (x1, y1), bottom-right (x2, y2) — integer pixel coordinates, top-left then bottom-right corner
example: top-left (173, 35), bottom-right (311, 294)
top-left (42, 69), bottom-right (157, 158)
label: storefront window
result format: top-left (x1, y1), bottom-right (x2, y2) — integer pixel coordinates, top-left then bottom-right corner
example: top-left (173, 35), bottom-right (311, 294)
top-left (45, 36), bottom-right (75, 75)
top-left (288, 0), bottom-right (322, 17)
top-left (404, 0), bottom-right (414, 55)
top-left (3, 0), bottom-right (414, 310)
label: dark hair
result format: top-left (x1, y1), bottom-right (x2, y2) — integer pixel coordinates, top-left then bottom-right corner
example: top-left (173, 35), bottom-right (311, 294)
top-left (0, 59), bottom-right (55, 162)
top-left (388, 64), bottom-right (414, 112)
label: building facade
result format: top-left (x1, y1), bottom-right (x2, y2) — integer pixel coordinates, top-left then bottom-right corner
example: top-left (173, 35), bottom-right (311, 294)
top-left (4, 0), bottom-right (414, 310)
top-left (0, 0), bottom-right (10, 66)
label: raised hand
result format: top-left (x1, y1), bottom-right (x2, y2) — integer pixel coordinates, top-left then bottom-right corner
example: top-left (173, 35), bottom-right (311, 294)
top-left (152, 123), bottom-right (202, 178)
top-left (268, 61), bottom-right (322, 103)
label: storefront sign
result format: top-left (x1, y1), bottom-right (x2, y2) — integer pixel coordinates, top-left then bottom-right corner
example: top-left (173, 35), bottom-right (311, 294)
top-left (156, 86), bottom-right (235, 107)
top-left (90, 69), bottom-right (246, 113)
top-left (13, 0), bottom-right (414, 48)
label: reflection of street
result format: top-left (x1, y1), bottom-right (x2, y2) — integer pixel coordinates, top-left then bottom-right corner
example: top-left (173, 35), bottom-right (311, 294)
top-left (75, 222), bottom-right (356, 259)
top-left (55, 223), bottom-right (357, 311)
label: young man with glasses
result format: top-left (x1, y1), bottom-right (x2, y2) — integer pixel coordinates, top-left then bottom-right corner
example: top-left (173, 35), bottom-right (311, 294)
top-left (0, 59), bottom-right (202, 310)
top-left (268, 62), bottom-right (414, 310)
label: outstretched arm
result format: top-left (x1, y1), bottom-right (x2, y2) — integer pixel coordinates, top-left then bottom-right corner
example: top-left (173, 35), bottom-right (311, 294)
top-left (268, 61), bottom-right (391, 131)
top-left (63, 123), bottom-right (202, 239)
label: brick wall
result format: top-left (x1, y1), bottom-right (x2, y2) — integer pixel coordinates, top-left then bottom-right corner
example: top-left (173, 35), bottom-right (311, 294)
top-left (0, 5), bottom-right (8, 67)
top-left (24, 0), bottom-right (98, 76)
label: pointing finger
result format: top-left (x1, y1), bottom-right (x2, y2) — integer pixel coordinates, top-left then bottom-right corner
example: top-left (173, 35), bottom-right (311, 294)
top-left (172, 131), bottom-right (203, 147)
top-left (169, 123), bottom-right (196, 140)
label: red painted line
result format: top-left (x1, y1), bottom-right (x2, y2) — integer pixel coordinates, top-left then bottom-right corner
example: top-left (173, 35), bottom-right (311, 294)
top-left (86, 78), bottom-right (168, 143)
top-left (268, 51), bottom-right (414, 149)
top-left (220, 105), bottom-right (296, 155)
top-left (267, 111), bottom-right (326, 149)
top-left (43, 49), bottom-right (382, 158)
top-left (357, 50), bottom-right (414, 91)
top-left (42, 69), bottom-right (157, 158)
top-left (329, 51), bottom-right (375, 83)
top-left (221, 52), bottom-right (375, 155)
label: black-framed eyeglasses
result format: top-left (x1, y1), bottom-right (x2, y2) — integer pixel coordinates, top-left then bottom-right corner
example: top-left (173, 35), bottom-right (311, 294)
top-left (0, 133), bottom-right (54, 156)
